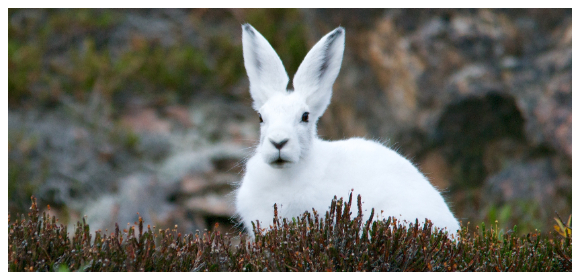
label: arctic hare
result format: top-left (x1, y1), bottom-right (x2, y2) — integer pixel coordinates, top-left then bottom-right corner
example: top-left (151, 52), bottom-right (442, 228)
top-left (235, 24), bottom-right (460, 236)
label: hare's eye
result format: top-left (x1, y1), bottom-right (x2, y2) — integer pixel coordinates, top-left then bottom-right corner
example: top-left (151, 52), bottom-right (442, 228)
top-left (301, 112), bottom-right (309, 123)
top-left (258, 113), bottom-right (263, 123)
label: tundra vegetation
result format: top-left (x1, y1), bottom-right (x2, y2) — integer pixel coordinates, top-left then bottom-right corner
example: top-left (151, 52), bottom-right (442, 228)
top-left (8, 196), bottom-right (572, 271)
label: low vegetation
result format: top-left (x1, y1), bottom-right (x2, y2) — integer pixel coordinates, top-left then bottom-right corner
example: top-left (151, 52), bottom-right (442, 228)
top-left (8, 195), bottom-right (571, 271)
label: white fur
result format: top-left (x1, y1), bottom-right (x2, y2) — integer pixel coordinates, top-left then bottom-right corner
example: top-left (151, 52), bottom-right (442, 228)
top-left (235, 24), bottom-right (460, 236)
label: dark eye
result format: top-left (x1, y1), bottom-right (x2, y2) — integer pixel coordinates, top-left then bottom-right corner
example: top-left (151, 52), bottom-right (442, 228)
top-left (258, 113), bottom-right (263, 123)
top-left (301, 112), bottom-right (309, 123)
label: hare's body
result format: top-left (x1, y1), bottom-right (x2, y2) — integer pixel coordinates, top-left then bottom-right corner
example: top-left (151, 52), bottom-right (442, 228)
top-left (237, 137), bottom-right (459, 232)
top-left (235, 24), bottom-right (460, 236)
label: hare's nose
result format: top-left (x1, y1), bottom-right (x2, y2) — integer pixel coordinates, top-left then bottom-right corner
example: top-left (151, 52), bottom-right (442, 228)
top-left (270, 139), bottom-right (289, 150)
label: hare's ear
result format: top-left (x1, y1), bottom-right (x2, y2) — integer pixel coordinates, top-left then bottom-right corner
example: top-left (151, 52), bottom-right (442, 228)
top-left (293, 27), bottom-right (345, 119)
top-left (242, 24), bottom-right (289, 110)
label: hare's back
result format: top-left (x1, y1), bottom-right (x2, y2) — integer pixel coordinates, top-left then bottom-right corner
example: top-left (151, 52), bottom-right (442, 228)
top-left (321, 137), bottom-right (435, 195)
top-left (326, 138), bottom-right (422, 177)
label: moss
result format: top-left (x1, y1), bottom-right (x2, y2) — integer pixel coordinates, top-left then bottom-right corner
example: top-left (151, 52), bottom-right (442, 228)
top-left (8, 157), bottom-right (37, 213)
top-left (61, 38), bottom-right (112, 100)
top-left (484, 199), bottom-right (546, 235)
top-left (8, 9), bottom-right (122, 106)
top-left (8, 9), bottom-right (212, 109)
top-left (8, 40), bottom-right (43, 105)
top-left (47, 8), bottom-right (117, 31)
top-left (120, 128), bottom-right (141, 154)
top-left (8, 9), bottom-right (309, 108)
top-left (137, 44), bottom-right (211, 95)
top-left (8, 132), bottom-right (41, 215)
top-left (209, 35), bottom-right (244, 90)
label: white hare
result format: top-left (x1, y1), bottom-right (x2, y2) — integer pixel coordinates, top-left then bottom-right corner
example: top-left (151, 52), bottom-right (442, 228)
top-left (235, 24), bottom-right (460, 236)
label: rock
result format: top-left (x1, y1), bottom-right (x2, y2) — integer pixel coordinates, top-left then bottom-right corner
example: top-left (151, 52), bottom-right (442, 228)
top-left (484, 158), bottom-right (570, 215)
top-left (120, 108), bottom-right (172, 134)
top-left (368, 17), bottom-right (423, 125)
top-left (80, 172), bottom-right (203, 234)
top-left (418, 151), bottom-right (451, 191)
top-left (164, 105), bottom-right (193, 127)
top-left (532, 73), bottom-right (572, 158)
top-left (185, 193), bottom-right (235, 217)
top-left (181, 172), bottom-right (239, 195)
top-left (181, 174), bottom-right (210, 194)
top-left (81, 194), bottom-right (119, 232)
top-left (137, 132), bottom-right (172, 161)
top-left (158, 151), bottom-right (214, 186)
top-left (487, 160), bottom-right (549, 202)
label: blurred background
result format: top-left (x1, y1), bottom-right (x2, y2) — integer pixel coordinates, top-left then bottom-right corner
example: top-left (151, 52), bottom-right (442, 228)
top-left (8, 8), bottom-right (571, 235)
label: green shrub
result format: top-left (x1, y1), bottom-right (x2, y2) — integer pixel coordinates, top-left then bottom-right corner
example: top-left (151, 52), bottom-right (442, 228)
top-left (8, 195), bottom-right (571, 271)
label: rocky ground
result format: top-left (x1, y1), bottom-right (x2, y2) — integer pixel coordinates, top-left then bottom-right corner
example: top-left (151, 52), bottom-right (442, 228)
top-left (8, 8), bottom-right (571, 235)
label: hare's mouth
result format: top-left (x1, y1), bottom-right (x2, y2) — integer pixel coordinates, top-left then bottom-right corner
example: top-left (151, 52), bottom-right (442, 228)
top-left (270, 158), bottom-right (291, 168)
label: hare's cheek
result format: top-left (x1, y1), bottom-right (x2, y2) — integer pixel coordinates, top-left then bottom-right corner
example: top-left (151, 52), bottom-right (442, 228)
top-left (297, 128), bottom-right (312, 148)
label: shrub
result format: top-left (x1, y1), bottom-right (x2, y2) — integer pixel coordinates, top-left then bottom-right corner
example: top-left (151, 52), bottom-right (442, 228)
top-left (8, 195), bottom-right (571, 271)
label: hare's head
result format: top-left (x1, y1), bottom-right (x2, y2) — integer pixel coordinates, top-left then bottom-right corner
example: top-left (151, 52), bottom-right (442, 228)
top-left (242, 24), bottom-right (345, 169)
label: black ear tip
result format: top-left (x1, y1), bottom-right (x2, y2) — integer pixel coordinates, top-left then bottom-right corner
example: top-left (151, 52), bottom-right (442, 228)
top-left (242, 23), bottom-right (255, 34)
top-left (327, 27), bottom-right (345, 40)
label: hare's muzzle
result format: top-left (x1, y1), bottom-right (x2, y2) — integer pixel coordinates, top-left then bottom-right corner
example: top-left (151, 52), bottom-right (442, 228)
top-left (270, 139), bottom-right (289, 150)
